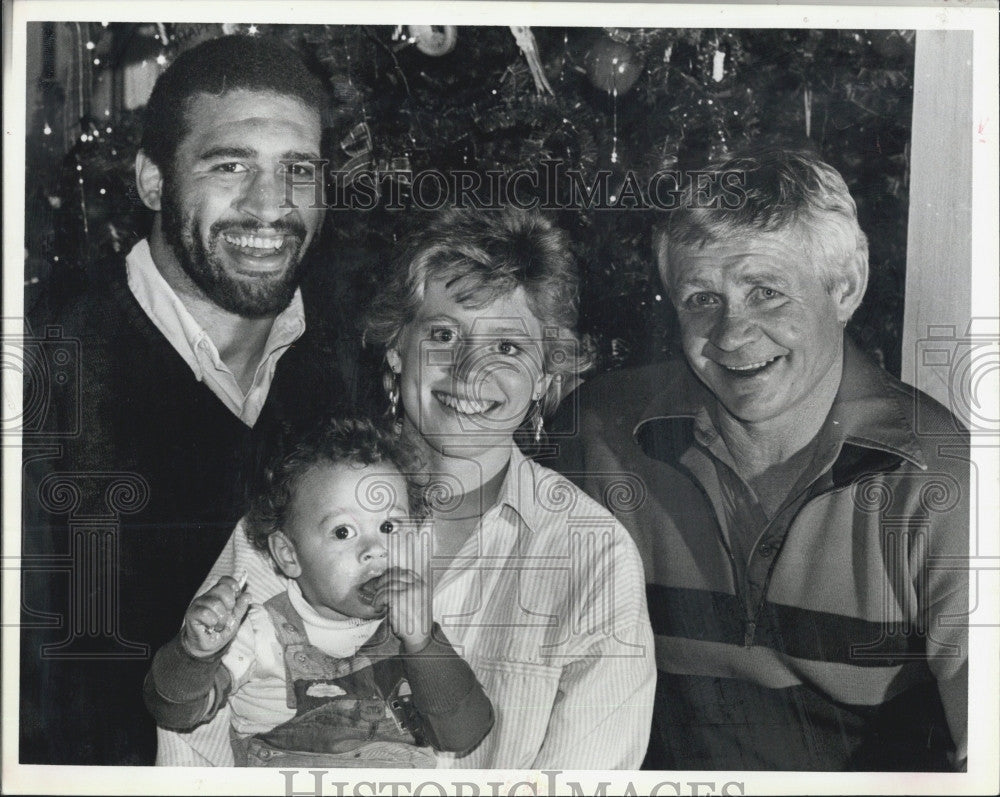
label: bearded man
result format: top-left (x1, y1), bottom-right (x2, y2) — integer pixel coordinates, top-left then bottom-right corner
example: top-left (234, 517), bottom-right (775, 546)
top-left (20, 35), bottom-right (373, 765)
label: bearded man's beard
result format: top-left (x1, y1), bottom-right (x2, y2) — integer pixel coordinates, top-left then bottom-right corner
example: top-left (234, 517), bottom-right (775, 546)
top-left (159, 185), bottom-right (308, 318)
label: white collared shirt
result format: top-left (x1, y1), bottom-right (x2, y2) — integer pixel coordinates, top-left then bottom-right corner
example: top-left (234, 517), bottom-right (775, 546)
top-left (125, 238), bottom-right (306, 427)
top-left (155, 447), bottom-right (656, 768)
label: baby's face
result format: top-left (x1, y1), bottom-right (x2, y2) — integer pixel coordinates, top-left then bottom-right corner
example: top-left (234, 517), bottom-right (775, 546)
top-left (279, 462), bottom-right (410, 621)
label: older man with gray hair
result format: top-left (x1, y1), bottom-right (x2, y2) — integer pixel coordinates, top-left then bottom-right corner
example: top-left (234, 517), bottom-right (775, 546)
top-left (548, 145), bottom-right (968, 770)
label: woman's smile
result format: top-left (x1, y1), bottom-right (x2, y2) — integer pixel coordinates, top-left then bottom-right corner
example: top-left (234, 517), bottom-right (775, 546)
top-left (433, 390), bottom-right (498, 416)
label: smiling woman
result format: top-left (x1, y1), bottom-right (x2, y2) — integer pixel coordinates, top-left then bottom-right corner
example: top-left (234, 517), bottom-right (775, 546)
top-left (366, 209), bottom-right (595, 523)
top-left (359, 208), bottom-right (657, 768)
top-left (389, 280), bottom-right (549, 460)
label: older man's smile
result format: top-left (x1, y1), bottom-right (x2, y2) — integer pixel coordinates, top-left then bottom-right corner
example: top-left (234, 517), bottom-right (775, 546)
top-left (717, 355), bottom-right (783, 377)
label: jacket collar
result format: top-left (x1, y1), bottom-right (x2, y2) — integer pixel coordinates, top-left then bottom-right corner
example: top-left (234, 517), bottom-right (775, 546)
top-left (633, 336), bottom-right (926, 485)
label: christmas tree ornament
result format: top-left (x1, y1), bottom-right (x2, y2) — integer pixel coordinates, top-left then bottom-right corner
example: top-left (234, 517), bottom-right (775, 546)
top-left (586, 36), bottom-right (643, 94)
top-left (510, 26), bottom-right (554, 95)
top-left (407, 25), bottom-right (457, 57)
top-left (712, 48), bottom-right (726, 82)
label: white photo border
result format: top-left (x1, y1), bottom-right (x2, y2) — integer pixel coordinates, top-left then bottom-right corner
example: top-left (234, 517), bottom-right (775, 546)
top-left (3, 1), bottom-right (998, 795)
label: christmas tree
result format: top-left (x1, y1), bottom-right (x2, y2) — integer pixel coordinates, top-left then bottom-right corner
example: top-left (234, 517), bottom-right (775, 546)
top-left (25, 23), bottom-right (914, 375)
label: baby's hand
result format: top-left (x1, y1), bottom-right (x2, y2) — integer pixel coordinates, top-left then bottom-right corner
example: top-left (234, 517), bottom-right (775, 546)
top-left (181, 571), bottom-right (251, 659)
top-left (370, 567), bottom-right (432, 652)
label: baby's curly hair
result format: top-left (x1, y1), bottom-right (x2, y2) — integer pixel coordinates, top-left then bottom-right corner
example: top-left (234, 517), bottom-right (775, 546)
top-left (245, 416), bottom-right (422, 554)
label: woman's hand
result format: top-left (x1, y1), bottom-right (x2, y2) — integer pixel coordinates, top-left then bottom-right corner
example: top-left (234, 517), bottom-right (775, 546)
top-left (180, 571), bottom-right (251, 659)
top-left (369, 567), bottom-right (433, 652)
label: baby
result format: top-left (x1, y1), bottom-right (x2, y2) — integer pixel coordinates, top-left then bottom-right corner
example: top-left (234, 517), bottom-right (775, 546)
top-left (144, 418), bottom-right (493, 767)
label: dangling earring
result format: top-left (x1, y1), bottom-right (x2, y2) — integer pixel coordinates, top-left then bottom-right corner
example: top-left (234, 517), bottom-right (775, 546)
top-left (389, 379), bottom-right (400, 420)
top-left (532, 398), bottom-right (544, 444)
top-left (383, 368), bottom-right (401, 423)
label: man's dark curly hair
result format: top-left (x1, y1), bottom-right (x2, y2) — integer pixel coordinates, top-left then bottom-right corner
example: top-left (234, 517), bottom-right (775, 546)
top-left (245, 416), bottom-right (422, 554)
top-left (140, 34), bottom-right (327, 176)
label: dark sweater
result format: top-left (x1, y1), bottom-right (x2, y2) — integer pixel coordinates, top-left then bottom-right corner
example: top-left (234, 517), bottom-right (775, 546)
top-left (19, 252), bottom-right (381, 765)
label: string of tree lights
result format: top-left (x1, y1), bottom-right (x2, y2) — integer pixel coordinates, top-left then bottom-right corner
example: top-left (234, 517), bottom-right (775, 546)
top-left (24, 22), bottom-right (915, 374)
